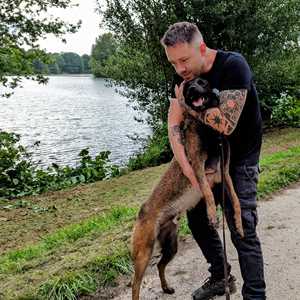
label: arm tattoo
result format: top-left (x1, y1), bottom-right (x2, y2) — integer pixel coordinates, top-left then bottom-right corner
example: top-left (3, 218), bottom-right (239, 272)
top-left (170, 125), bottom-right (184, 145)
top-left (204, 89), bottom-right (247, 135)
top-left (203, 108), bottom-right (227, 133)
top-left (220, 89), bottom-right (247, 125)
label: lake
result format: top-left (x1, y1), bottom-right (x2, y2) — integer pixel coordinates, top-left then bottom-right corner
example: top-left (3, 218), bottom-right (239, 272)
top-left (0, 75), bottom-right (151, 167)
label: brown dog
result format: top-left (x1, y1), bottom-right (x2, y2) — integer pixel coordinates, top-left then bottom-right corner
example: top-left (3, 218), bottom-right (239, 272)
top-left (131, 78), bottom-right (244, 300)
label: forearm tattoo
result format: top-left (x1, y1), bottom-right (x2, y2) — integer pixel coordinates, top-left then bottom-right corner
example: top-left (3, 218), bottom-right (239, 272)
top-left (204, 89), bottom-right (247, 134)
top-left (170, 125), bottom-right (184, 145)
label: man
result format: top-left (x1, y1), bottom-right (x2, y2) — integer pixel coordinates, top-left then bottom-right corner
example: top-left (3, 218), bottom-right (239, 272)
top-left (160, 22), bottom-right (266, 300)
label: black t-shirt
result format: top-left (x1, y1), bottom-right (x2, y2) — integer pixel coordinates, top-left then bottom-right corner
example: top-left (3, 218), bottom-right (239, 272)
top-left (171, 50), bottom-right (262, 166)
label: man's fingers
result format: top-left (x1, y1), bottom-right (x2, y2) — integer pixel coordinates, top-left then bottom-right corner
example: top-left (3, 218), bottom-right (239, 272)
top-left (175, 84), bottom-right (179, 98)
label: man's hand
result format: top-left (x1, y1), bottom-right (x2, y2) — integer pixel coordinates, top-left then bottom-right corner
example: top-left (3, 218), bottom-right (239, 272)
top-left (175, 81), bottom-right (185, 104)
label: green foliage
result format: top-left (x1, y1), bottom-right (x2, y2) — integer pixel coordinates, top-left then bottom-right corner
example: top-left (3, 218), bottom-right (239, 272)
top-left (0, 131), bottom-right (119, 199)
top-left (0, 131), bottom-right (36, 198)
top-left (81, 54), bottom-right (92, 73)
top-left (32, 53), bottom-right (92, 74)
top-left (90, 33), bottom-right (117, 77)
top-left (0, 0), bottom-right (81, 96)
top-left (127, 123), bottom-right (172, 171)
top-left (270, 95), bottom-right (300, 127)
top-left (98, 0), bottom-right (300, 128)
top-left (61, 52), bottom-right (83, 73)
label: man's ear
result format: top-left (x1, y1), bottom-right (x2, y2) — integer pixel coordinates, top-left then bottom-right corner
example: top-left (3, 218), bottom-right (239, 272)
top-left (199, 42), bottom-right (206, 55)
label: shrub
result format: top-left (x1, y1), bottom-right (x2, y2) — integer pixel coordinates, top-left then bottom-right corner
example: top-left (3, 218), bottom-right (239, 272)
top-left (126, 123), bottom-right (172, 171)
top-left (0, 131), bottom-right (36, 198)
top-left (0, 131), bottom-right (120, 199)
top-left (270, 94), bottom-right (300, 127)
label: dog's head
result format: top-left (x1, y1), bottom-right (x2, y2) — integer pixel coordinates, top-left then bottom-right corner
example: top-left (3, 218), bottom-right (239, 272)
top-left (182, 77), bottom-right (219, 112)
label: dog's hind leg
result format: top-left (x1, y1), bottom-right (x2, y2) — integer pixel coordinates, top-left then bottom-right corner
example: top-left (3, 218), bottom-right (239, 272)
top-left (131, 221), bottom-right (156, 300)
top-left (224, 173), bottom-right (244, 237)
top-left (157, 219), bottom-right (178, 294)
top-left (222, 141), bottom-right (244, 237)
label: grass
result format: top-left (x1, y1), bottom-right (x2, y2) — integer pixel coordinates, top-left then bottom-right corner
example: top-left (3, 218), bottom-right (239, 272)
top-left (0, 206), bottom-right (137, 274)
top-left (38, 272), bottom-right (97, 300)
top-left (0, 127), bottom-right (299, 300)
top-left (258, 146), bottom-right (300, 198)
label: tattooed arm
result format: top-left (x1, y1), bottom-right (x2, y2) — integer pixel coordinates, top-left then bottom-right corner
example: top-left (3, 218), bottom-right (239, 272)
top-left (168, 98), bottom-right (201, 191)
top-left (200, 89), bottom-right (247, 135)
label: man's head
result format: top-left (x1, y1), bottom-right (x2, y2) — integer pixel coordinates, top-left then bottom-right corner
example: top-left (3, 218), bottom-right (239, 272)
top-left (161, 22), bottom-right (207, 80)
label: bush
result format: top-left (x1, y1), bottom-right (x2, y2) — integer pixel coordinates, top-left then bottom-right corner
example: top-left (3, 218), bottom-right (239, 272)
top-left (0, 131), bottom-right (120, 199)
top-left (0, 131), bottom-right (36, 198)
top-left (126, 123), bottom-right (172, 171)
top-left (270, 94), bottom-right (300, 127)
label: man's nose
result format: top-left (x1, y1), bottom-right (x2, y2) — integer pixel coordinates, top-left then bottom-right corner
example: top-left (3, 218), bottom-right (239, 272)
top-left (177, 63), bottom-right (186, 74)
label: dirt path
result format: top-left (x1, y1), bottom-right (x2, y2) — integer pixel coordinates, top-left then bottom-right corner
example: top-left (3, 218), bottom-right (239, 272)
top-left (108, 183), bottom-right (300, 300)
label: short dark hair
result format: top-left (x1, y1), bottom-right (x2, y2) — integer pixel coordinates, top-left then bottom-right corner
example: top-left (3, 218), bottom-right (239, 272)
top-left (160, 22), bottom-right (203, 47)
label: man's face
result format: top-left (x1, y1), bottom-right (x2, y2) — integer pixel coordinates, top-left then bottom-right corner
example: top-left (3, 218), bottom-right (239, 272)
top-left (165, 41), bottom-right (205, 81)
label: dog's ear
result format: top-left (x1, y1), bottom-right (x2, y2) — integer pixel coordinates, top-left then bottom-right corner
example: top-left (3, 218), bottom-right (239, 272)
top-left (206, 88), bottom-right (220, 108)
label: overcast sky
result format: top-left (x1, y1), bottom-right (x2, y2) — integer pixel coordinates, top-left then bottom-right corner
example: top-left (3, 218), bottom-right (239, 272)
top-left (39, 0), bottom-right (106, 55)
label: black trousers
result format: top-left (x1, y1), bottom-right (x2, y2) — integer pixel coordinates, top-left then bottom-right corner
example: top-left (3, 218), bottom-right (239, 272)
top-left (187, 164), bottom-right (266, 300)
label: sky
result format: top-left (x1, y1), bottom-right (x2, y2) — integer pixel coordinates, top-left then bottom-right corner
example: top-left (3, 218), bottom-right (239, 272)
top-left (39, 0), bottom-right (106, 55)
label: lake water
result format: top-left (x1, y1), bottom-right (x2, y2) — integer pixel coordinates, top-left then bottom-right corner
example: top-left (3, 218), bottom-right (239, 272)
top-left (0, 76), bottom-right (151, 167)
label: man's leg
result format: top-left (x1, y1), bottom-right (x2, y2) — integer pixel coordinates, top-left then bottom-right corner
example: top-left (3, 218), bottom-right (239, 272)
top-left (187, 197), bottom-right (229, 280)
top-left (187, 195), bottom-right (236, 300)
top-left (226, 164), bottom-right (266, 300)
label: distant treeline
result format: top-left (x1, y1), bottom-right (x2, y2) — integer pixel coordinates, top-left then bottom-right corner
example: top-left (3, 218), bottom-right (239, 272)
top-left (33, 52), bottom-right (91, 74)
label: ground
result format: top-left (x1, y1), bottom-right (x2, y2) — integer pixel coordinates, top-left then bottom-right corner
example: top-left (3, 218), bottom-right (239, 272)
top-left (87, 182), bottom-right (300, 300)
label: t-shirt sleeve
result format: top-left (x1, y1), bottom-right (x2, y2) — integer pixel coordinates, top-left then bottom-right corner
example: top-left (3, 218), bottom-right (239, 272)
top-left (221, 54), bottom-right (252, 91)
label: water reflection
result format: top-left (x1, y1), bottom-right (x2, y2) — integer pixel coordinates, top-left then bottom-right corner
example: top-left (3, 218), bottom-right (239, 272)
top-left (0, 76), bottom-right (151, 167)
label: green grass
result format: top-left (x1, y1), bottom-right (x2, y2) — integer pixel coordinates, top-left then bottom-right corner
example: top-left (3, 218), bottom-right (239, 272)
top-left (258, 146), bottom-right (300, 198)
top-left (36, 246), bottom-right (132, 300)
top-left (38, 272), bottom-right (97, 300)
top-left (0, 128), bottom-right (299, 300)
top-left (0, 206), bottom-right (137, 274)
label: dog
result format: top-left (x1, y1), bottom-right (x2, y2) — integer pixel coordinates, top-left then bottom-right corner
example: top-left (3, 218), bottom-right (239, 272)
top-left (131, 78), bottom-right (244, 300)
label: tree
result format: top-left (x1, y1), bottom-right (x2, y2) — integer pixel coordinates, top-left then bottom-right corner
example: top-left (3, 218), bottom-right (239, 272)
top-left (98, 0), bottom-right (300, 126)
top-left (81, 54), bottom-right (91, 73)
top-left (48, 61), bottom-right (60, 74)
top-left (90, 33), bottom-right (117, 77)
top-left (61, 52), bottom-right (83, 73)
top-left (52, 53), bottom-right (66, 73)
top-left (0, 0), bottom-right (81, 96)
top-left (32, 59), bottom-right (49, 74)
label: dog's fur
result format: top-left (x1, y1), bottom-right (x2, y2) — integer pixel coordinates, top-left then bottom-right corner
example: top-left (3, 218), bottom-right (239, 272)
top-left (131, 78), bottom-right (244, 300)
